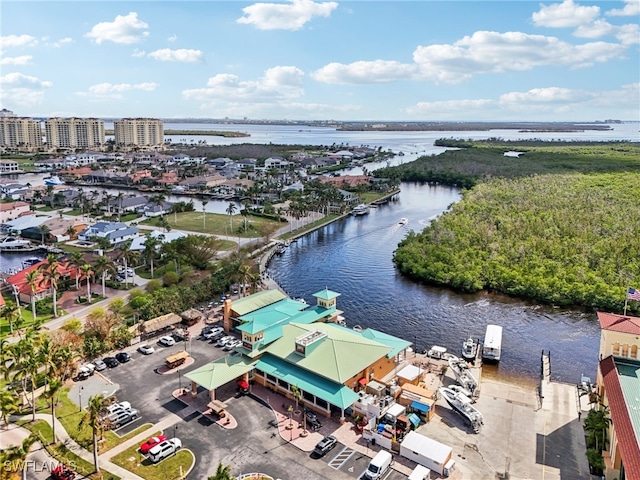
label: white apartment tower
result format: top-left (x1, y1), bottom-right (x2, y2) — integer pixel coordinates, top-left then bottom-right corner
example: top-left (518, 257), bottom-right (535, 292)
top-left (45, 117), bottom-right (105, 149)
top-left (114, 118), bottom-right (164, 148)
top-left (0, 117), bottom-right (43, 150)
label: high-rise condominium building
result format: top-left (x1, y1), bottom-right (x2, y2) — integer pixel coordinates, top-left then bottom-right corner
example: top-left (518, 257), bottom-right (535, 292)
top-left (45, 117), bottom-right (105, 148)
top-left (0, 117), bottom-right (43, 150)
top-left (114, 118), bottom-right (164, 147)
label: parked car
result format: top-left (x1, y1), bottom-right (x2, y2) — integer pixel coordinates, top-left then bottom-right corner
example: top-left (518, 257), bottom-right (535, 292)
top-left (305, 411), bottom-right (322, 431)
top-left (140, 435), bottom-right (168, 454)
top-left (172, 330), bottom-right (187, 342)
top-left (158, 336), bottom-right (175, 347)
top-left (51, 464), bottom-right (75, 480)
top-left (93, 359), bottom-right (107, 371)
top-left (215, 335), bottom-right (234, 348)
top-left (223, 339), bottom-right (243, 351)
top-left (103, 357), bottom-right (119, 368)
top-left (109, 408), bottom-right (138, 428)
top-left (105, 401), bottom-right (132, 416)
top-left (115, 352), bottom-right (131, 363)
top-left (209, 332), bottom-right (225, 343)
top-left (138, 344), bottom-right (155, 355)
top-left (312, 435), bottom-right (338, 458)
top-left (148, 438), bottom-right (182, 463)
top-left (116, 276), bottom-right (126, 283)
top-left (203, 327), bottom-right (224, 339)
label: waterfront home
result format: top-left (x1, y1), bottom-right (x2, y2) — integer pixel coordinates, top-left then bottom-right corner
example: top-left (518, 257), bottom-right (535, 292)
top-left (178, 174), bottom-right (226, 191)
top-left (129, 169), bottom-right (153, 184)
top-left (0, 215), bottom-right (47, 235)
top-left (155, 172), bottom-right (179, 186)
top-left (6, 259), bottom-right (77, 304)
top-left (20, 218), bottom-right (87, 243)
top-left (0, 201), bottom-right (30, 222)
top-left (106, 195), bottom-right (149, 214)
top-left (78, 221), bottom-right (138, 245)
top-left (0, 160), bottom-right (21, 174)
top-left (206, 157), bottom-right (234, 169)
top-left (140, 201), bottom-right (173, 217)
top-left (0, 183), bottom-right (29, 200)
top-left (263, 156), bottom-right (290, 169)
top-left (595, 311), bottom-right (640, 480)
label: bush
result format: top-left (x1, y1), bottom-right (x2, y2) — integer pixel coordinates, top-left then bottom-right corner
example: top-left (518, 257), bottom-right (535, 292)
top-left (146, 279), bottom-right (162, 293)
top-left (163, 271), bottom-right (180, 286)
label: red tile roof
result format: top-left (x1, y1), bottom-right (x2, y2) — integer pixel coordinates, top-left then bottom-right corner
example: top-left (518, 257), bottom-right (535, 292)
top-left (598, 311), bottom-right (640, 335)
top-left (6, 260), bottom-right (77, 295)
top-left (599, 356), bottom-right (640, 480)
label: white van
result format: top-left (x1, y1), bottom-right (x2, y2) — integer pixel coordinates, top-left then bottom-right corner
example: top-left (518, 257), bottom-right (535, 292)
top-left (147, 438), bottom-right (182, 463)
top-left (408, 464), bottom-right (431, 480)
top-left (364, 450), bottom-right (393, 479)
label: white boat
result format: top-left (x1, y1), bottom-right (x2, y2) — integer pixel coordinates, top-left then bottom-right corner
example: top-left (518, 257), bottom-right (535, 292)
top-left (482, 324), bottom-right (503, 362)
top-left (462, 336), bottom-right (477, 361)
top-left (0, 236), bottom-right (33, 250)
top-left (438, 387), bottom-right (484, 433)
top-left (447, 355), bottom-right (478, 394)
top-left (425, 345), bottom-right (447, 359)
top-left (352, 204), bottom-right (370, 216)
top-left (43, 175), bottom-right (64, 186)
top-left (398, 217), bottom-right (408, 225)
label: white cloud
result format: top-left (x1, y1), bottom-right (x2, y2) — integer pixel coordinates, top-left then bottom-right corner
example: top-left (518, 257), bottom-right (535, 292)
top-left (532, 0), bottom-right (600, 28)
top-left (0, 55), bottom-right (33, 66)
top-left (131, 49), bottom-right (146, 58)
top-left (183, 66), bottom-right (304, 104)
top-left (50, 37), bottom-right (73, 48)
top-left (407, 99), bottom-right (495, 116)
top-left (167, 34), bottom-right (178, 42)
top-left (237, 0), bottom-right (338, 31)
top-left (148, 48), bottom-right (204, 63)
top-left (606, 0), bottom-right (640, 16)
top-left (79, 82), bottom-right (158, 99)
top-left (85, 12), bottom-right (149, 45)
top-left (312, 60), bottom-right (418, 84)
top-left (0, 34), bottom-right (38, 49)
top-left (499, 86), bottom-right (593, 105)
top-left (0, 72), bottom-right (52, 108)
top-left (615, 23), bottom-right (640, 45)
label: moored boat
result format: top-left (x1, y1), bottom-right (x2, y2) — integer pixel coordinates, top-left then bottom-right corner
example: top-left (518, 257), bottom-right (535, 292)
top-left (438, 386), bottom-right (483, 433)
top-left (352, 204), bottom-right (370, 216)
top-left (425, 345), bottom-right (447, 359)
top-left (0, 236), bottom-right (34, 251)
top-left (43, 175), bottom-right (64, 186)
top-left (447, 355), bottom-right (478, 394)
top-left (462, 336), bottom-right (477, 361)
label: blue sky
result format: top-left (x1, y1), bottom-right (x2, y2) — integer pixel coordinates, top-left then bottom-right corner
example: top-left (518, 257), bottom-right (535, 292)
top-left (1, 0), bottom-right (638, 121)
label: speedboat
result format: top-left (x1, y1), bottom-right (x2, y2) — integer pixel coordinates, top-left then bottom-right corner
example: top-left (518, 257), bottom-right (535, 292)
top-left (439, 387), bottom-right (483, 433)
top-left (352, 204), bottom-right (370, 216)
top-left (462, 336), bottom-right (477, 361)
top-left (43, 175), bottom-right (64, 186)
top-left (448, 355), bottom-right (478, 394)
top-left (0, 236), bottom-right (32, 250)
top-left (399, 217), bottom-right (408, 225)
top-left (425, 345), bottom-right (447, 359)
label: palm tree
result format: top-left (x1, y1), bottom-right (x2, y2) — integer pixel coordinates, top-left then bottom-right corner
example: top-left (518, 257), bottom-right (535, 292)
top-left (39, 224), bottom-right (51, 245)
top-left (115, 192), bottom-right (125, 221)
top-left (79, 394), bottom-right (109, 473)
top-left (207, 463), bottom-right (234, 480)
top-left (202, 199), bottom-right (209, 229)
top-left (38, 254), bottom-right (61, 318)
top-left (25, 270), bottom-right (40, 321)
top-left (44, 377), bottom-right (63, 443)
top-left (0, 390), bottom-right (20, 429)
top-left (45, 184), bottom-right (54, 207)
top-left (117, 241), bottom-right (139, 289)
top-left (143, 235), bottom-right (160, 278)
top-left (226, 202), bottom-right (237, 230)
top-left (2, 302), bottom-right (20, 335)
top-left (93, 255), bottom-right (116, 298)
top-left (65, 225), bottom-right (76, 240)
top-left (0, 434), bottom-right (37, 478)
top-left (69, 251), bottom-right (85, 290)
top-left (80, 264), bottom-right (93, 301)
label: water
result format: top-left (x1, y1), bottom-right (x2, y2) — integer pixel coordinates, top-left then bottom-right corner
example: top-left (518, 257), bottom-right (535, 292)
top-left (266, 182), bottom-right (601, 384)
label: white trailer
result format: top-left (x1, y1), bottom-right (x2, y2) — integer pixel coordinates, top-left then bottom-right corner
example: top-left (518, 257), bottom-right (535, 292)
top-left (400, 431), bottom-right (455, 477)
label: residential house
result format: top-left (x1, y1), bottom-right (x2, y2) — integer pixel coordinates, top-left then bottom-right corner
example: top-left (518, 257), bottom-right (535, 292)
top-left (0, 183), bottom-right (29, 200)
top-left (78, 221), bottom-right (139, 245)
top-left (130, 229), bottom-right (187, 250)
top-left (264, 156), bottom-right (290, 169)
top-left (207, 157), bottom-right (234, 169)
top-left (156, 172), bottom-right (179, 185)
top-left (140, 201), bottom-right (173, 217)
top-left (0, 215), bottom-right (47, 235)
top-left (59, 167), bottom-right (93, 183)
top-left (595, 311), bottom-right (640, 480)
top-left (0, 201), bottom-right (31, 222)
top-left (6, 260), bottom-right (77, 305)
top-left (21, 218), bottom-right (87, 243)
top-left (0, 160), bottom-right (21, 173)
top-left (129, 169), bottom-right (153, 184)
top-left (316, 175), bottom-right (372, 189)
top-left (107, 195), bottom-right (149, 214)
top-left (178, 174), bottom-right (227, 191)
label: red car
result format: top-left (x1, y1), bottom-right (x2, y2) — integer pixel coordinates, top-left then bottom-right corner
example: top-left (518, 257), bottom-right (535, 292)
top-left (51, 465), bottom-right (75, 480)
top-left (140, 435), bottom-right (168, 454)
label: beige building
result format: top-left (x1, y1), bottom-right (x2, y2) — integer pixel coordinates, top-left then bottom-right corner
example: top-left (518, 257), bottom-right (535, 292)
top-left (0, 201), bottom-right (31, 222)
top-left (114, 118), bottom-right (164, 149)
top-left (595, 311), bottom-right (640, 480)
top-left (0, 117), bottom-right (43, 150)
top-left (45, 117), bottom-right (105, 149)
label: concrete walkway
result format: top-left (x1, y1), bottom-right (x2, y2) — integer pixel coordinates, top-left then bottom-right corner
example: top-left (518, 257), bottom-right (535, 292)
top-left (10, 413), bottom-right (146, 480)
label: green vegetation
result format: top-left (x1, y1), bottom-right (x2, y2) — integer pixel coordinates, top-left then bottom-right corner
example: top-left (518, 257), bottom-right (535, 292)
top-left (111, 444), bottom-right (195, 480)
top-left (384, 141), bottom-right (640, 310)
top-left (141, 211), bottom-right (282, 237)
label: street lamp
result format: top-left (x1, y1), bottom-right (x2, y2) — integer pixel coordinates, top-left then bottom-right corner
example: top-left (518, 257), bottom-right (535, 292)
top-left (78, 386), bottom-right (84, 412)
top-left (178, 370), bottom-right (182, 393)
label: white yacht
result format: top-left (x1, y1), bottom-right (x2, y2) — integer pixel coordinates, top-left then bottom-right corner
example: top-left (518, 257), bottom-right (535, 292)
top-left (0, 236), bottom-right (32, 250)
top-left (439, 387), bottom-right (484, 433)
top-left (447, 355), bottom-right (478, 394)
top-left (352, 204), bottom-right (370, 216)
top-left (399, 217), bottom-right (408, 225)
top-left (43, 175), bottom-right (64, 186)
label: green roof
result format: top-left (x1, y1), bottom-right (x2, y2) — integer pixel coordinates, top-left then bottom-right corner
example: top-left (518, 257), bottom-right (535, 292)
top-left (313, 288), bottom-right (341, 301)
top-left (356, 327), bottom-right (412, 358)
top-left (230, 290), bottom-right (287, 316)
top-left (264, 322), bottom-right (392, 383)
top-left (184, 354), bottom-right (256, 390)
top-left (615, 358), bottom-right (640, 442)
top-left (237, 298), bottom-right (309, 334)
top-left (255, 354), bottom-right (360, 409)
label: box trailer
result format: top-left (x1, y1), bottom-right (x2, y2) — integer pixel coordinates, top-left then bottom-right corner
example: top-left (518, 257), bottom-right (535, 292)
top-left (400, 431), bottom-right (455, 477)
top-left (165, 350), bottom-right (188, 369)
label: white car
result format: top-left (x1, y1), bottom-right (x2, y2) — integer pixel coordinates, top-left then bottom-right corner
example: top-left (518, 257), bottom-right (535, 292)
top-left (203, 327), bottom-right (224, 339)
top-left (223, 339), bottom-right (243, 351)
top-left (105, 401), bottom-right (132, 417)
top-left (215, 335), bottom-right (234, 347)
top-left (137, 344), bottom-right (155, 355)
top-left (158, 336), bottom-right (175, 347)
top-left (148, 438), bottom-right (182, 463)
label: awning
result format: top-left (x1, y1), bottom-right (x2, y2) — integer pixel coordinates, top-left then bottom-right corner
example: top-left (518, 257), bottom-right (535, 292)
top-left (411, 401), bottom-right (430, 413)
top-left (237, 380), bottom-right (249, 389)
top-left (358, 377), bottom-right (368, 386)
top-left (407, 413), bottom-right (421, 427)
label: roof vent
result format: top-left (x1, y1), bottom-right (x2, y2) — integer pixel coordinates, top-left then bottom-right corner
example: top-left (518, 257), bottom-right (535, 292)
top-left (294, 330), bottom-right (327, 356)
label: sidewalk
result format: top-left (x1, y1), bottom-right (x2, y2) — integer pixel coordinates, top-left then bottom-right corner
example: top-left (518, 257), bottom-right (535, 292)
top-left (10, 413), bottom-right (146, 480)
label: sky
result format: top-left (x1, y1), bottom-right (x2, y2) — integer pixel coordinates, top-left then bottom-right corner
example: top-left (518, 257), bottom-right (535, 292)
top-left (1, 0), bottom-right (638, 122)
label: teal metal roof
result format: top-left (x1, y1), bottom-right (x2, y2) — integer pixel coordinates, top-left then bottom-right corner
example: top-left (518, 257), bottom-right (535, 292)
top-left (231, 290), bottom-right (288, 316)
top-left (237, 298), bottom-right (308, 334)
top-left (615, 358), bottom-right (640, 443)
top-left (359, 328), bottom-right (412, 358)
top-left (255, 354), bottom-right (360, 409)
top-left (313, 288), bottom-right (341, 301)
top-left (184, 354), bottom-right (257, 390)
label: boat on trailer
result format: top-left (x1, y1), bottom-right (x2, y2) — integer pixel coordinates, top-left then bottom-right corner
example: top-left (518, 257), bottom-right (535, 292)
top-left (448, 355), bottom-right (478, 394)
top-left (438, 386), bottom-right (484, 433)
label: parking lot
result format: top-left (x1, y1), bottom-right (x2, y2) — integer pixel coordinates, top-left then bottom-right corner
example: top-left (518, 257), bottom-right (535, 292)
top-left (76, 325), bottom-right (387, 479)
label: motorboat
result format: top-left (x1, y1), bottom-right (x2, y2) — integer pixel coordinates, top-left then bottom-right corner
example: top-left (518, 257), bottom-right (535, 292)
top-left (22, 257), bottom-right (42, 268)
top-left (352, 204), bottom-right (370, 216)
top-left (425, 345), bottom-right (447, 359)
top-left (399, 218), bottom-right (408, 225)
top-left (43, 175), bottom-right (64, 186)
top-left (0, 236), bottom-right (33, 251)
top-left (447, 355), bottom-right (478, 394)
top-left (462, 336), bottom-right (478, 361)
top-left (275, 243), bottom-right (287, 255)
top-left (438, 387), bottom-right (483, 433)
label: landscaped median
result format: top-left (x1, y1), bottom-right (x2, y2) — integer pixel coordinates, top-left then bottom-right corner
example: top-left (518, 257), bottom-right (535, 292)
top-left (111, 444), bottom-right (195, 480)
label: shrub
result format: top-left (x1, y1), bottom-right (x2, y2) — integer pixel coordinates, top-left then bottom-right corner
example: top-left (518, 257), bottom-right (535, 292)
top-left (163, 271), bottom-right (180, 286)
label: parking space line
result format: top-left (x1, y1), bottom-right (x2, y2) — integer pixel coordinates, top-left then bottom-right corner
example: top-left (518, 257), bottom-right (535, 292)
top-left (328, 446), bottom-right (354, 470)
top-left (113, 416), bottom-right (142, 433)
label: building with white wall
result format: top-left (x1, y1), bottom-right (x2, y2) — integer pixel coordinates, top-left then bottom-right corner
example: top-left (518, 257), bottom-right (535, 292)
top-left (114, 118), bottom-right (164, 149)
top-left (45, 117), bottom-right (105, 149)
top-left (0, 117), bottom-right (43, 150)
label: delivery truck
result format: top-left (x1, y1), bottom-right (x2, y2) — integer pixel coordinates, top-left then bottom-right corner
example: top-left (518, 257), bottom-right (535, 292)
top-left (400, 431), bottom-right (455, 477)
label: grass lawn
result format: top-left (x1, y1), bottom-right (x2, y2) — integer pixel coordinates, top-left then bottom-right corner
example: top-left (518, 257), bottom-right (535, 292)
top-left (111, 444), bottom-right (195, 480)
top-left (141, 211), bottom-right (281, 238)
top-left (0, 307), bottom-right (54, 340)
top-left (19, 419), bottom-right (121, 480)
